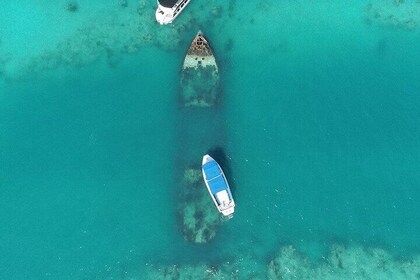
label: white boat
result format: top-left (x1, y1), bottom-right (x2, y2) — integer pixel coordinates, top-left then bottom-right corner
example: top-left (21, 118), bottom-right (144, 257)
top-left (155, 0), bottom-right (192, 25)
top-left (202, 154), bottom-right (235, 217)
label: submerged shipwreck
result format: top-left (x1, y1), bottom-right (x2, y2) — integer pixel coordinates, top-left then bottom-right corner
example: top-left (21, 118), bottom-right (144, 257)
top-left (180, 31), bottom-right (220, 107)
top-left (176, 32), bottom-right (227, 243)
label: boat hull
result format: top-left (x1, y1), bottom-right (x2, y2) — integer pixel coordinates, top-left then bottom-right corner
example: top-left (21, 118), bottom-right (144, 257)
top-left (155, 0), bottom-right (192, 25)
top-left (202, 155), bottom-right (235, 217)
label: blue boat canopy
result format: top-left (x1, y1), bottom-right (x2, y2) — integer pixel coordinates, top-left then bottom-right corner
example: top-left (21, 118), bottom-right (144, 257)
top-left (208, 176), bottom-right (228, 195)
top-left (203, 161), bottom-right (221, 180)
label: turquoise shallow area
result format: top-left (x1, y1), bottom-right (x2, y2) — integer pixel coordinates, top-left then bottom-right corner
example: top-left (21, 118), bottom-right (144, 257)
top-left (1, 1), bottom-right (420, 279)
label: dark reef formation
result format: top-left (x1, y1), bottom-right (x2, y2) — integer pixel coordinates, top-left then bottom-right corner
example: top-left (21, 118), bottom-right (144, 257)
top-left (365, 1), bottom-right (420, 30)
top-left (177, 168), bottom-right (221, 243)
top-left (267, 245), bottom-right (420, 280)
top-left (180, 66), bottom-right (220, 107)
top-left (66, 2), bottom-right (78, 12)
top-left (143, 245), bottom-right (420, 279)
top-left (0, 0), bottom-right (236, 80)
top-left (119, 0), bottom-right (128, 8)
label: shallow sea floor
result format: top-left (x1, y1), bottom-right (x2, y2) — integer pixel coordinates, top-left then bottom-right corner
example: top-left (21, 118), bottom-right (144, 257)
top-left (1, 1), bottom-right (420, 279)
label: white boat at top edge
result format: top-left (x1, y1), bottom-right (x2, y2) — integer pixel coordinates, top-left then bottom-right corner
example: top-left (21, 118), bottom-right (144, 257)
top-left (202, 155), bottom-right (235, 217)
top-left (155, 0), bottom-right (192, 25)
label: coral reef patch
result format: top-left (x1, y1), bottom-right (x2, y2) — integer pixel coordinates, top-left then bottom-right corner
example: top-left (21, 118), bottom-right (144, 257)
top-left (143, 244), bottom-right (420, 280)
top-left (180, 66), bottom-right (220, 107)
top-left (66, 2), bottom-right (78, 13)
top-left (365, 0), bottom-right (420, 30)
top-left (94, 244), bottom-right (420, 279)
top-left (144, 263), bottom-right (231, 280)
top-left (177, 168), bottom-right (221, 244)
top-left (144, 254), bottom-right (266, 280)
top-left (267, 244), bottom-right (420, 280)
top-left (0, 0), bottom-right (237, 81)
top-left (119, 0), bottom-right (128, 8)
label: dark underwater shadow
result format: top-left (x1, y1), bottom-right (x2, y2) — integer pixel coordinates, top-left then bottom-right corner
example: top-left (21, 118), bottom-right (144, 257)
top-left (206, 146), bottom-right (235, 196)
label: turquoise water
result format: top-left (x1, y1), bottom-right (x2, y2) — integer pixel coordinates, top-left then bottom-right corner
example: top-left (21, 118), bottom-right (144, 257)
top-left (1, 1), bottom-right (420, 279)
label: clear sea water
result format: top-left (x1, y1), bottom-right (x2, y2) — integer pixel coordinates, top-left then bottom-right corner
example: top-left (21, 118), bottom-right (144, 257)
top-left (1, 1), bottom-right (420, 279)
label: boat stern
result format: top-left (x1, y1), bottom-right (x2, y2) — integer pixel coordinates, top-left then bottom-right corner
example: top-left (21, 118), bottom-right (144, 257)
top-left (221, 206), bottom-right (234, 217)
top-left (216, 190), bottom-right (235, 217)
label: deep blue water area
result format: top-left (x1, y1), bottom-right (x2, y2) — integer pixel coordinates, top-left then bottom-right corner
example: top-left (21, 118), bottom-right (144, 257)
top-left (1, 1), bottom-right (420, 279)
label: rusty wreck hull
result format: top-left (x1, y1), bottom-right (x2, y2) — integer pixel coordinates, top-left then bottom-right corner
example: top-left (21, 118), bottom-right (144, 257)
top-left (181, 32), bottom-right (220, 107)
